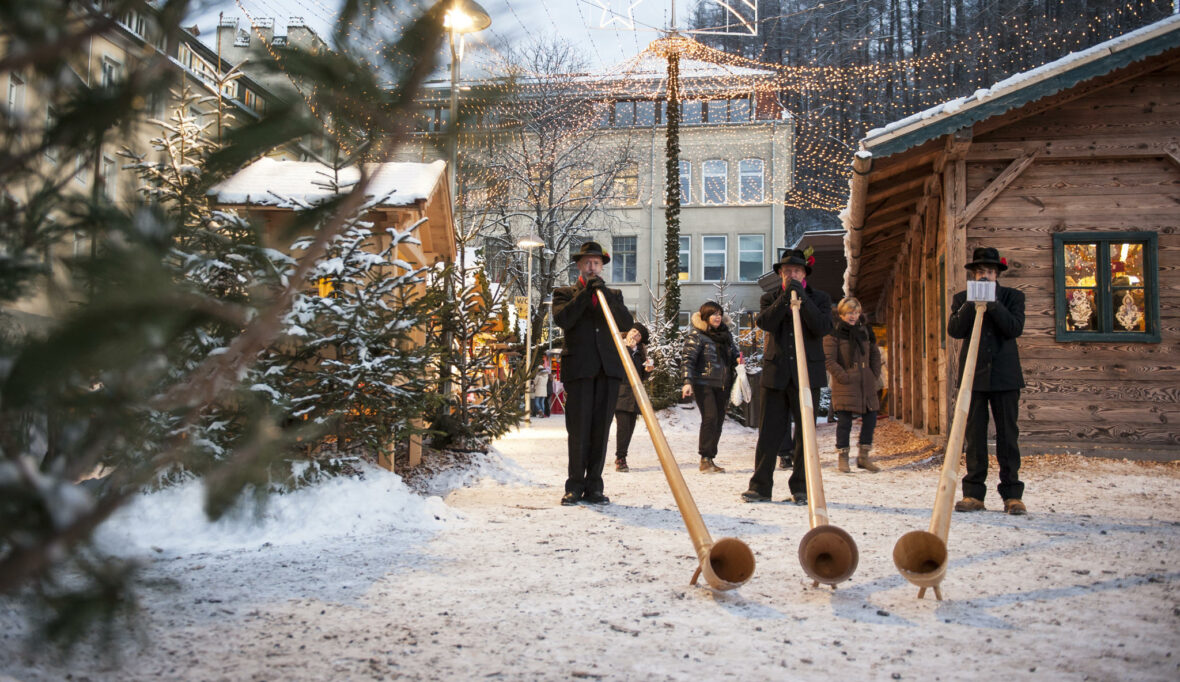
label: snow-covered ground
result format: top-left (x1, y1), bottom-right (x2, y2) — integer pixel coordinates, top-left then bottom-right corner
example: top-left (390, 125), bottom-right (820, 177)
top-left (2, 406), bottom-right (1178, 680)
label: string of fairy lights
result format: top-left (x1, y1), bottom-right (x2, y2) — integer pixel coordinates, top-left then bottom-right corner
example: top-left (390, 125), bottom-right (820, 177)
top-left (226, 0), bottom-right (1167, 212)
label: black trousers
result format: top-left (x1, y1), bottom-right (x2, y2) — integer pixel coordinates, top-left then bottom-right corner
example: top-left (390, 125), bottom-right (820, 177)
top-left (693, 385), bottom-right (727, 460)
top-left (962, 389), bottom-right (1023, 501)
top-left (564, 372), bottom-right (620, 497)
top-left (750, 384), bottom-right (817, 497)
top-left (614, 410), bottom-right (638, 459)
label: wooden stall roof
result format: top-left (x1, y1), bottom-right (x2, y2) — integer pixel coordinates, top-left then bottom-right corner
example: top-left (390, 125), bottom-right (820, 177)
top-left (841, 14), bottom-right (1180, 312)
top-left (209, 157), bottom-right (456, 262)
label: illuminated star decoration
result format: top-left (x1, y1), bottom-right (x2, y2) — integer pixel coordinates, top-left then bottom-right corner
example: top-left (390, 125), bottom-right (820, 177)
top-left (595, 0), bottom-right (645, 30)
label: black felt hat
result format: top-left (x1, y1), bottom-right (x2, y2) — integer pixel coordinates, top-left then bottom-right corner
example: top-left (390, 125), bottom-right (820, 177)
top-left (631, 322), bottom-right (650, 345)
top-left (965, 246), bottom-right (1007, 272)
top-left (773, 248), bottom-right (813, 276)
top-left (572, 241), bottom-right (610, 265)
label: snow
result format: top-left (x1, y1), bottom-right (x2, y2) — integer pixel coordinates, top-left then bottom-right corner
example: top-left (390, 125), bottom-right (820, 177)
top-left (2, 410), bottom-right (1178, 679)
top-left (864, 13), bottom-right (1180, 143)
top-left (208, 157), bottom-right (446, 209)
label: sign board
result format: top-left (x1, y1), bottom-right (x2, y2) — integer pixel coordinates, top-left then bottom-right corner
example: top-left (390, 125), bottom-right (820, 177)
top-left (966, 280), bottom-right (996, 302)
top-left (514, 296), bottom-right (528, 310)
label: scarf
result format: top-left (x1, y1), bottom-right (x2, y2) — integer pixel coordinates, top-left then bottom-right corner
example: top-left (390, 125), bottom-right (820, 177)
top-left (835, 320), bottom-right (871, 363)
top-left (704, 323), bottom-right (735, 365)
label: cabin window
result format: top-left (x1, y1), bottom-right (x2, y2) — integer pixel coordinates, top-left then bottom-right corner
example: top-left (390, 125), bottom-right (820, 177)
top-left (1052, 232), bottom-right (1159, 343)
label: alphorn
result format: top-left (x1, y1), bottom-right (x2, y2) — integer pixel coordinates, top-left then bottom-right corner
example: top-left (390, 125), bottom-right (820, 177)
top-left (892, 302), bottom-right (986, 600)
top-left (788, 290), bottom-right (859, 588)
top-left (595, 289), bottom-right (756, 591)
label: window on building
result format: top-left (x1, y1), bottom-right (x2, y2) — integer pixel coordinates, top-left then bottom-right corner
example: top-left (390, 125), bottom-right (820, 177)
top-left (738, 235), bottom-right (764, 282)
top-left (678, 236), bottom-right (690, 281)
top-left (101, 56), bottom-right (122, 87)
top-left (730, 97), bottom-right (751, 121)
top-left (611, 162), bottom-right (639, 205)
top-left (6, 72), bottom-right (25, 121)
top-left (1053, 232), bottom-right (1159, 342)
top-left (702, 159), bottom-right (727, 204)
top-left (677, 310), bottom-right (690, 329)
top-left (614, 100), bottom-right (634, 127)
top-left (612, 236), bottom-right (637, 283)
top-left (591, 101), bottom-right (610, 128)
top-left (678, 160), bottom-right (691, 204)
top-left (703, 100), bottom-right (720, 123)
top-left (45, 105), bottom-right (57, 163)
top-left (682, 100), bottom-right (702, 125)
top-left (74, 153), bottom-right (88, 185)
top-left (635, 100), bottom-right (655, 126)
top-left (702, 235), bottom-right (727, 282)
top-left (739, 158), bottom-right (764, 203)
top-left (569, 166), bottom-right (594, 206)
top-left (101, 155), bottom-right (116, 199)
top-left (484, 237), bottom-right (510, 284)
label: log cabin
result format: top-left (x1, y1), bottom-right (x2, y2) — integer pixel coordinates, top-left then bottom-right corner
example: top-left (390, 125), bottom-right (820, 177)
top-left (841, 15), bottom-right (1180, 460)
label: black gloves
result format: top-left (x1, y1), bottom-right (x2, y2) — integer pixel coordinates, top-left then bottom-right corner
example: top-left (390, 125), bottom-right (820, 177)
top-left (585, 276), bottom-right (605, 292)
top-left (784, 278), bottom-right (805, 298)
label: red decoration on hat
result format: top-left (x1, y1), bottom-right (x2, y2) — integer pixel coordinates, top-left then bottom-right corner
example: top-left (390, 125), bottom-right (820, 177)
top-left (807, 256), bottom-right (815, 267)
top-left (1000, 257), bottom-right (1007, 266)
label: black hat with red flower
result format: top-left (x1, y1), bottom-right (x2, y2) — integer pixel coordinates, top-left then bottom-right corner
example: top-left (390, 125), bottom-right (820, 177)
top-left (774, 248), bottom-right (815, 276)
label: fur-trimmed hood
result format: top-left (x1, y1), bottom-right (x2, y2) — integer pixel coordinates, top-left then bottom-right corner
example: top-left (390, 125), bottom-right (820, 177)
top-left (690, 311), bottom-right (732, 332)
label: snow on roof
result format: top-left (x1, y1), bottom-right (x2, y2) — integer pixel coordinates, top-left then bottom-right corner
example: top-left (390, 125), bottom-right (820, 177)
top-left (209, 157), bottom-right (447, 208)
top-left (862, 14), bottom-right (1180, 152)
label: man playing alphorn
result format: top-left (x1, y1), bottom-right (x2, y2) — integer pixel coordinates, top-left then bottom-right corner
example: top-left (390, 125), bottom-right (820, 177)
top-left (741, 249), bottom-right (833, 504)
top-left (552, 241), bottom-right (634, 507)
top-left (948, 246), bottom-right (1028, 516)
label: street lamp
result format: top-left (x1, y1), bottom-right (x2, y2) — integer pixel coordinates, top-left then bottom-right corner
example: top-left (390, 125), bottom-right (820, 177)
top-left (518, 233), bottom-right (544, 425)
top-left (445, 0), bottom-right (492, 207)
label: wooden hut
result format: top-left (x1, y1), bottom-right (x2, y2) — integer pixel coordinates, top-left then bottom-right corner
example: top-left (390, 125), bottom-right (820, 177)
top-left (841, 16), bottom-right (1180, 459)
top-left (210, 157), bottom-right (457, 467)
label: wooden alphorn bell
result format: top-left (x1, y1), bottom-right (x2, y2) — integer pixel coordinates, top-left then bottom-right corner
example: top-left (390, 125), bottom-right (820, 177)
top-left (596, 290), bottom-right (756, 591)
top-left (892, 301), bottom-right (987, 600)
top-left (789, 290), bottom-right (859, 588)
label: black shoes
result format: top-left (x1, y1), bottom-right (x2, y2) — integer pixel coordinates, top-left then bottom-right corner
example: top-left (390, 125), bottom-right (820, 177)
top-left (583, 492), bottom-right (610, 505)
top-left (615, 458), bottom-right (629, 472)
top-left (560, 492), bottom-right (580, 506)
top-left (740, 489), bottom-right (771, 503)
top-left (792, 493), bottom-right (808, 506)
top-left (777, 456), bottom-right (790, 470)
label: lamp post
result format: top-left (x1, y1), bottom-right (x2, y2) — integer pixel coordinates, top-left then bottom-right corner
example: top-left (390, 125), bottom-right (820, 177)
top-left (518, 234), bottom-right (544, 425)
top-left (445, 0), bottom-right (491, 208)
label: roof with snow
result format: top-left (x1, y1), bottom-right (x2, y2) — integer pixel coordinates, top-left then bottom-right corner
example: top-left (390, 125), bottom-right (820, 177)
top-left (861, 14), bottom-right (1180, 158)
top-left (209, 157), bottom-right (448, 209)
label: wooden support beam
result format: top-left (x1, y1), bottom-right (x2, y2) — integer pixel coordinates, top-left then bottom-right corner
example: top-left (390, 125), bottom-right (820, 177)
top-left (967, 137), bottom-right (1180, 162)
top-left (866, 175), bottom-right (928, 205)
top-left (843, 151), bottom-right (873, 297)
top-left (958, 147), bottom-right (1041, 227)
top-left (1166, 151), bottom-right (1180, 172)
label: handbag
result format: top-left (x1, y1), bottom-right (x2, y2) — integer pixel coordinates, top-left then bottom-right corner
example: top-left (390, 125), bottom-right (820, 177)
top-left (730, 363), bottom-right (752, 406)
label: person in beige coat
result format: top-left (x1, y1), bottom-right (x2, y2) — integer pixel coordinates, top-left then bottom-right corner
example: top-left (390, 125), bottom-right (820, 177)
top-left (823, 297), bottom-right (883, 473)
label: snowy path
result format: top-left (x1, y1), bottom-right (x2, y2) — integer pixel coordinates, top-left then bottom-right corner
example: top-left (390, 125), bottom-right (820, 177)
top-left (2, 407), bottom-right (1179, 680)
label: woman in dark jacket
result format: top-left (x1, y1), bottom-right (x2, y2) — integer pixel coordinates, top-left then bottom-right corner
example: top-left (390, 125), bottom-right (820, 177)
top-left (823, 297), bottom-right (883, 473)
top-left (681, 301), bottom-right (741, 473)
top-left (614, 323), bottom-right (652, 472)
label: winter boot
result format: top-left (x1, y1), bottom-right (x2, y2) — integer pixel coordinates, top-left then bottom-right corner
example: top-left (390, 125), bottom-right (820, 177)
top-left (615, 457), bottom-right (629, 473)
top-left (856, 444), bottom-right (881, 472)
top-left (836, 447), bottom-right (851, 473)
top-left (700, 457), bottom-right (725, 473)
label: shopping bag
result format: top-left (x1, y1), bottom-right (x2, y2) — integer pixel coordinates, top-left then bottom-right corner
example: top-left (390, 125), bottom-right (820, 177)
top-left (730, 363), bottom-right (752, 406)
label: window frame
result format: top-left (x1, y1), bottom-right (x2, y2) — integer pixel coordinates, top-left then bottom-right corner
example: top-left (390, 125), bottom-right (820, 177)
top-left (739, 158), bottom-right (764, 203)
top-left (611, 235), bottom-right (637, 283)
top-left (701, 235), bottom-right (727, 282)
top-left (611, 162), bottom-right (639, 206)
top-left (678, 235), bottom-right (691, 282)
top-left (1052, 231), bottom-right (1160, 343)
top-left (737, 234), bottom-right (764, 282)
top-left (701, 159), bottom-right (727, 205)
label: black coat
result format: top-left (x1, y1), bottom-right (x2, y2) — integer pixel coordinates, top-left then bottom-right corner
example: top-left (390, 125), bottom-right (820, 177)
top-left (552, 279), bottom-right (634, 382)
top-left (947, 285), bottom-right (1025, 392)
top-left (615, 344), bottom-right (649, 413)
top-left (757, 281), bottom-right (833, 390)
top-left (681, 312), bottom-right (739, 389)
